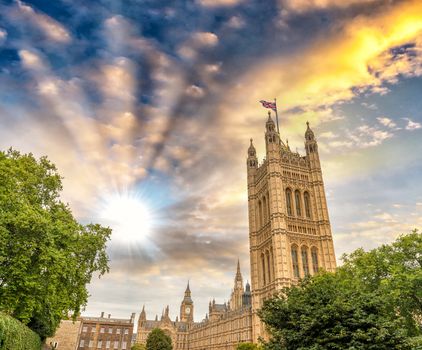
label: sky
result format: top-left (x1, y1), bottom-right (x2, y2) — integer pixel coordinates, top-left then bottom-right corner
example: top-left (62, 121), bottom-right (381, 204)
top-left (0, 0), bottom-right (422, 325)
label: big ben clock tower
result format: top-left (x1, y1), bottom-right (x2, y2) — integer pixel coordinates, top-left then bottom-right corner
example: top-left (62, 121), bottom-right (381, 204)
top-left (180, 282), bottom-right (194, 323)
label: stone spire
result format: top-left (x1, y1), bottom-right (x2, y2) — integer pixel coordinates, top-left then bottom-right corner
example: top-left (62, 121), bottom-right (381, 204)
top-left (235, 258), bottom-right (242, 283)
top-left (140, 305), bottom-right (146, 321)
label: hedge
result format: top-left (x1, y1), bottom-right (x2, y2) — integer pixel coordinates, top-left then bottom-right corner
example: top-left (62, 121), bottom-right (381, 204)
top-left (0, 312), bottom-right (41, 350)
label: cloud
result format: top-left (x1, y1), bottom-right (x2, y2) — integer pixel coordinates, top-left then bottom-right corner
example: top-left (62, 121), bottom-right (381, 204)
top-left (281, 0), bottom-right (380, 13)
top-left (185, 85), bottom-right (205, 98)
top-left (19, 50), bottom-right (47, 71)
top-left (403, 118), bottom-right (422, 130)
top-left (377, 117), bottom-right (397, 129)
top-left (16, 0), bottom-right (71, 43)
top-left (197, 0), bottom-right (243, 7)
top-left (0, 28), bottom-right (7, 44)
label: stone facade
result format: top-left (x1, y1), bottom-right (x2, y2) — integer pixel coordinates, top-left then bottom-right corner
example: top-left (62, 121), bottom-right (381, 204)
top-left (45, 319), bottom-right (81, 350)
top-left (136, 262), bottom-right (252, 350)
top-left (247, 114), bottom-right (337, 340)
top-left (76, 313), bottom-right (135, 350)
top-left (136, 114), bottom-right (336, 347)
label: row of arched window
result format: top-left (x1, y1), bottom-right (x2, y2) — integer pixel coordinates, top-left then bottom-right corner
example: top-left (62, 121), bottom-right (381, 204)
top-left (291, 245), bottom-right (319, 278)
top-left (285, 188), bottom-right (312, 218)
top-left (256, 192), bottom-right (270, 229)
top-left (260, 248), bottom-right (274, 287)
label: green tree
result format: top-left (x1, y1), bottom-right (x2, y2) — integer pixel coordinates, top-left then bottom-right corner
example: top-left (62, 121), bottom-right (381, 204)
top-left (0, 149), bottom-right (111, 339)
top-left (340, 230), bottom-right (422, 335)
top-left (259, 272), bottom-right (411, 350)
top-left (236, 342), bottom-right (261, 350)
top-left (132, 344), bottom-right (147, 350)
top-left (146, 328), bottom-right (172, 350)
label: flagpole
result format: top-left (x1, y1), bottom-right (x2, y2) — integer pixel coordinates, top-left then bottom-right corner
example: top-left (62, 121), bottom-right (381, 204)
top-left (274, 98), bottom-right (280, 133)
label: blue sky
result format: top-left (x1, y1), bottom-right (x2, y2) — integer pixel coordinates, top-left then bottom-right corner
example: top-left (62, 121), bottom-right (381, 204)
top-left (0, 0), bottom-right (422, 324)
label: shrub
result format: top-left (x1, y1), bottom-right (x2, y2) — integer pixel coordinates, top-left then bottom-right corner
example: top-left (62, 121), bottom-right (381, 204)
top-left (0, 312), bottom-right (41, 350)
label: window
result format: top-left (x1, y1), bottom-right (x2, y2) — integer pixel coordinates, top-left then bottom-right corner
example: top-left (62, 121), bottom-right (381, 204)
top-left (91, 328), bottom-right (96, 333)
top-left (97, 341), bottom-right (102, 348)
top-left (286, 189), bottom-right (293, 216)
top-left (79, 340), bottom-right (85, 347)
top-left (100, 327), bottom-right (105, 333)
top-left (302, 247), bottom-right (309, 276)
top-left (311, 247), bottom-right (319, 273)
top-left (261, 253), bottom-right (266, 286)
top-left (113, 341), bottom-right (119, 349)
top-left (122, 341), bottom-right (127, 350)
top-left (266, 251), bottom-right (271, 283)
top-left (108, 327), bottom-right (113, 334)
top-left (89, 340), bottom-right (94, 348)
top-left (295, 190), bottom-right (302, 216)
top-left (82, 326), bottom-right (87, 333)
top-left (106, 341), bottom-right (111, 349)
top-left (291, 246), bottom-right (299, 278)
top-left (257, 200), bottom-right (262, 228)
top-left (263, 196), bottom-right (267, 223)
top-left (116, 329), bottom-right (121, 335)
top-left (304, 192), bottom-right (311, 218)
top-left (124, 328), bottom-right (129, 335)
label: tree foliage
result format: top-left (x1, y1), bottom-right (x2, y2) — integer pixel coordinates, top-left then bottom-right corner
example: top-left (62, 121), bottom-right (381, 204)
top-left (260, 273), bottom-right (411, 350)
top-left (340, 230), bottom-right (422, 335)
top-left (0, 149), bottom-right (111, 339)
top-left (259, 231), bottom-right (422, 349)
top-left (146, 328), bottom-right (172, 350)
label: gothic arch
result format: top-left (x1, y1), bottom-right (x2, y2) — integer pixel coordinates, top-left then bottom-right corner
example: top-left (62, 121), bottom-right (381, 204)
top-left (295, 190), bottom-right (302, 217)
top-left (261, 252), bottom-right (266, 286)
top-left (263, 196), bottom-right (267, 223)
top-left (285, 188), bottom-right (293, 216)
top-left (301, 246), bottom-right (310, 277)
top-left (291, 244), bottom-right (299, 278)
top-left (311, 246), bottom-right (319, 274)
top-left (304, 191), bottom-right (311, 219)
top-left (265, 250), bottom-right (271, 283)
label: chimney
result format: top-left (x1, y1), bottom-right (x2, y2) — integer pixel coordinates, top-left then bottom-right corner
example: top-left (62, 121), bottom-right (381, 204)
top-left (130, 313), bottom-right (135, 322)
top-left (100, 312), bottom-right (104, 318)
top-left (108, 314), bottom-right (111, 319)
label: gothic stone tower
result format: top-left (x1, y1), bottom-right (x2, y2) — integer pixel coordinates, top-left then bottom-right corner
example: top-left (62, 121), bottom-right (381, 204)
top-left (180, 282), bottom-right (194, 323)
top-left (247, 113), bottom-right (336, 341)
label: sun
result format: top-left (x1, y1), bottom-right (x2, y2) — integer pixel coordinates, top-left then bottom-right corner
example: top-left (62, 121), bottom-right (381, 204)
top-left (99, 192), bottom-right (152, 243)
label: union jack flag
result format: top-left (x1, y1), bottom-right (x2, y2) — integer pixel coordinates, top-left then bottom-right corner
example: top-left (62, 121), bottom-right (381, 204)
top-left (259, 100), bottom-right (277, 112)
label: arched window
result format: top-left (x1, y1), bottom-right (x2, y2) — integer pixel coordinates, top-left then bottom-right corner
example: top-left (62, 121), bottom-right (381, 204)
top-left (311, 247), bottom-right (319, 273)
top-left (257, 200), bottom-right (262, 228)
top-left (267, 192), bottom-right (271, 221)
top-left (304, 192), bottom-right (311, 219)
top-left (261, 253), bottom-right (266, 286)
top-left (295, 190), bottom-right (302, 217)
top-left (263, 196), bottom-right (267, 223)
top-left (285, 189), bottom-right (293, 216)
top-left (301, 247), bottom-right (309, 276)
top-left (291, 245), bottom-right (299, 278)
top-left (266, 251), bottom-right (271, 283)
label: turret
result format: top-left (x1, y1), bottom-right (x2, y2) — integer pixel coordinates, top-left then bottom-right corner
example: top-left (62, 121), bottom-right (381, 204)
top-left (247, 138), bottom-right (258, 170)
top-left (265, 112), bottom-right (280, 159)
top-left (304, 121), bottom-right (320, 168)
top-left (242, 281), bottom-right (251, 306)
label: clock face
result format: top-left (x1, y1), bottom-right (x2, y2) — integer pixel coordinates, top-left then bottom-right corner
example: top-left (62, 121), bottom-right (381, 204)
top-left (185, 307), bottom-right (191, 314)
